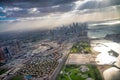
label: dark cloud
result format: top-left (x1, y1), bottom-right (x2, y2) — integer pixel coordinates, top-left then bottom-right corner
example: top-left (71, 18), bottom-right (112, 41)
top-left (109, 0), bottom-right (120, 5)
top-left (39, 3), bottom-right (73, 13)
top-left (1, 0), bottom-right (78, 7)
top-left (79, 0), bottom-right (120, 10)
top-left (79, 0), bottom-right (102, 10)
top-left (0, 0), bottom-right (75, 18)
top-left (1, 0), bottom-right (120, 10)
top-left (0, 0), bottom-right (120, 21)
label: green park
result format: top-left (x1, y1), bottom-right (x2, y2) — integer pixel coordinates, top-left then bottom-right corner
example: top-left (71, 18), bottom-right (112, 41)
top-left (70, 41), bottom-right (91, 53)
top-left (57, 65), bottom-right (102, 80)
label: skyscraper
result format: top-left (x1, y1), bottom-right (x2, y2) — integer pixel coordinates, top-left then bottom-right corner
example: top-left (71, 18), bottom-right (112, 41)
top-left (0, 48), bottom-right (5, 63)
top-left (3, 47), bottom-right (12, 60)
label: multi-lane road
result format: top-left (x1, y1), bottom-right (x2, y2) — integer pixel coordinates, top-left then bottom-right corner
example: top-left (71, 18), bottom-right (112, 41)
top-left (50, 42), bottom-right (73, 80)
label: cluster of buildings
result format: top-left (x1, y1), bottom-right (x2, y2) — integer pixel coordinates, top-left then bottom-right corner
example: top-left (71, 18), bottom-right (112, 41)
top-left (0, 22), bottom-right (89, 80)
top-left (21, 52), bottom-right (62, 80)
top-left (49, 22), bottom-right (88, 42)
top-left (0, 40), bottom-right (25, 64)
top-left (0, 40), bottom-right (62, 80)
top-left (0, 47), bottom-right (12, 63)
top-left (105, 34), bottom-right (120, 43)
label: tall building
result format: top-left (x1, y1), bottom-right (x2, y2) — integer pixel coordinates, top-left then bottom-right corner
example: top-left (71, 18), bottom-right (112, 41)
top-left (14, 40), bottom-right (21, 52)
top-left (0, 48), bottom-right (5, 63)
top-left (3, 47), bottom-right (12, 60)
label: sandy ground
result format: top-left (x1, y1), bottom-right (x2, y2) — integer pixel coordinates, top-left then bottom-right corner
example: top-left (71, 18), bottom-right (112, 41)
top-left (97, 65), bottom-right (111, 80)
top-left (65, 41), bottom-right (116, 80)
top-left (66, 53), bottom-right (96, 64)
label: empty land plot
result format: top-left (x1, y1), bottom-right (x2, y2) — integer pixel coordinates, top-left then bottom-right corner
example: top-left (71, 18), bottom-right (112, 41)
top-left (66, 54), bottom-right (92, 64)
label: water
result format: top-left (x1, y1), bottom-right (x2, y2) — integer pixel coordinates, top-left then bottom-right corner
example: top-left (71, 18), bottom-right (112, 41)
top-left (88, 21), bottom-right (120, 38)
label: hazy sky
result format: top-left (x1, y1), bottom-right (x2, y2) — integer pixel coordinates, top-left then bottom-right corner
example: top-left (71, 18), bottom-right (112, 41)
top-left (0, 0), bottom-right (120, 32)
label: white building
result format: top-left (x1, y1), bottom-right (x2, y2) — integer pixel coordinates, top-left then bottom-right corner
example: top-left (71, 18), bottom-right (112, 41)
top-left (103, 55), bottom-right (120, 80)
top-left (91, 40), bottom-right (120, 65)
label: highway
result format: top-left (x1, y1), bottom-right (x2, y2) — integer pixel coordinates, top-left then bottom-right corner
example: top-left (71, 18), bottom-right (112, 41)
top-left (50, 43), bottom-right (73, 80)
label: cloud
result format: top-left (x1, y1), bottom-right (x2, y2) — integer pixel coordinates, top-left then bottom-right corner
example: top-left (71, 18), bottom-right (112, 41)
top-left (1, 0), bottom-right (120, 18)
top-left (0, 7), bottom-right (119, 32)
top-left (28, 8), bottom-right (40, 14)
top-left (89, 20), bottom-right (120, 27)
top-left (0, 0), bottom-right (120, 32)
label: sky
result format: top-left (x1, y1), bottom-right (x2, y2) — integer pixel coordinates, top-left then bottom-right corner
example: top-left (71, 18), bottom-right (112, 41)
top-left (0, 0), bottom-right (120, 32)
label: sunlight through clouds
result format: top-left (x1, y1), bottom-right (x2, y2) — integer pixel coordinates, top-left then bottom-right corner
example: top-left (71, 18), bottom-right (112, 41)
top-left (0, 0), bottom-right (120, 32)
